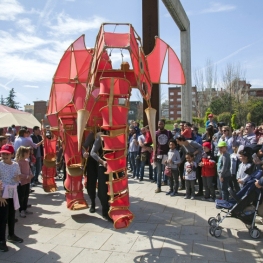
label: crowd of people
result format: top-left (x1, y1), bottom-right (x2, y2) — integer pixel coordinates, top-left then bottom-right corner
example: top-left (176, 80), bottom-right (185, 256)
top-left (0, 125), bottom-right (43, 252)
top-left (2, 115), bottom-right (263, 252)
top-left (127, 115), bottom-right (263, 202)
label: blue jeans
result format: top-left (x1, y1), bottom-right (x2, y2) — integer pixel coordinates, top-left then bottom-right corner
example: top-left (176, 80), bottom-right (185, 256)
top-left (220, 176), bottom-right (230, 201)
top-left (139, 154), bottom-right (153, 180)
top-left (129, 151), bottom-right (138, 177)
top-left (33, 157), bottom-right (42, 183)
top-left (156, 160), bottom-right (164, 188)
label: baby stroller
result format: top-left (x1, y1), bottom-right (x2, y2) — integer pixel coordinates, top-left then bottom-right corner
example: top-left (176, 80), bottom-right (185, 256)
top-left (208, 169), bottom-right (263, 239)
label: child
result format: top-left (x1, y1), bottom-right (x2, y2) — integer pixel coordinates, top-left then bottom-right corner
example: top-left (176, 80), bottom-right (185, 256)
top-left (217, 141), bottom-right (231, 201)
top-left (230, 146), bottom-right (240, 192)
top-left (200, 142), bottom-right (216, 201)
top-left (15, 146), bottom-right (34, 218)
top-left (165, 139), bottom-right (181, 196)
top-left (0, 144), bottom-right (23, 252)
top-left (183, 152), bottom-right (196, 200)
top-left (236, 150), bottom-right (252, 189)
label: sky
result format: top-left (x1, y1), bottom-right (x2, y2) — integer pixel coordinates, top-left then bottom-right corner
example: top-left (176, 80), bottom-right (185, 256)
top-left (0, 0), bottom-right (262, 108)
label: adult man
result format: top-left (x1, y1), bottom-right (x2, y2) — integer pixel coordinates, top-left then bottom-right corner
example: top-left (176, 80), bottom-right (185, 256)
top-left (155, 120), bottom-right (172, 193)
top-left (233, 122), bottom-right (257, 150)
top-left (205, 114), bottom-right (217, 129)
top-left (128, 127), bottom-right (139, 179)
top-left (82, 132), bottom-right (98, 213)
top-left (213, 122), bottom-right (225, 158)
top-left (138, 127), bottom-right (152, 181)
top-left (191, 126), bottom-right (202, 145)
top-left (30, 126), bottom-right (43, 186)
top-left (90, 132), bottom-right (112, 222)
top-left (180, 121), bottom-right (186, 134)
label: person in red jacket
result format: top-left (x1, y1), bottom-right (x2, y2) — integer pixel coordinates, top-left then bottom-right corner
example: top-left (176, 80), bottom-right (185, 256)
top-left (199, 142), bottom-right (216, 201)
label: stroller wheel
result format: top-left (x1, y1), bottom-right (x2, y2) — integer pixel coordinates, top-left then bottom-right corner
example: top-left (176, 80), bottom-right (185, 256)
top-left (208, 217), bottom-right (216, 225)
top-left (209, 226), bottom-right (215, 236)
top-left (214, 226), bottom-right (222, 238)
top-left (209, 218), bottom-right (218, 227)
top-left (249, 227), bottom-right (261, 239)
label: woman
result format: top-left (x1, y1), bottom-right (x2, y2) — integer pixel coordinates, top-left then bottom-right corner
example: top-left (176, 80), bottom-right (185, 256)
top-left (218, 126), bottom-right (233, 154)
top-left (176, 135), bottom-right (204, 196)
top-left (202, 126), bottom-right (214, 143)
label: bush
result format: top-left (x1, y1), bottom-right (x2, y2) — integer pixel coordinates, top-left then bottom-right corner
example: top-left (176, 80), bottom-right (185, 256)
top-left (217, 112), bottom-right (231, 125)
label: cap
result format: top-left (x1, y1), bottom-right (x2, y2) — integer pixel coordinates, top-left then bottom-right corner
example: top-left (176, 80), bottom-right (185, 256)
top-left (0, 144), bottom-right (14, 154)
top-left (203, 142), bottom-right (211, 149)
top-left (217, 141), bottom-right (227, 148)
top-left (208, 114), bottom-right (213, 117)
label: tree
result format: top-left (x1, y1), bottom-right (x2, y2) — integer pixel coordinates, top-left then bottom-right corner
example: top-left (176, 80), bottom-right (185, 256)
top-left (231, 114), bottom-right (238, 130)
top-left (209, 92), bottom-right (233, 115)
top-left (5, 88), bottom-right (20, 109)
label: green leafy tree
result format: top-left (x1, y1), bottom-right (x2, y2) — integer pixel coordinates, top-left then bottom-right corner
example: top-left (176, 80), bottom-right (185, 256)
top-left (246, 97), bottom-right (263, 125)
top-left (231, 113), bottom-right (238, 129)
top-left (217, 112), bottom-right (231, 125)
top-left (209, 92), bottom-right (233, 115)
top-left (5, 88), bottom-right (20, 109)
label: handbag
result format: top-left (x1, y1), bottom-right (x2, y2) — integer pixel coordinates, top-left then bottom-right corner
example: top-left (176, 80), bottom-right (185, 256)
top-left (164, 166), bottom-right (171, 177)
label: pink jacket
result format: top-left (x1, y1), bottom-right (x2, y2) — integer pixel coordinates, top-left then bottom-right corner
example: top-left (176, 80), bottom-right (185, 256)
top-left (17, 159), bottom-right (33, 185)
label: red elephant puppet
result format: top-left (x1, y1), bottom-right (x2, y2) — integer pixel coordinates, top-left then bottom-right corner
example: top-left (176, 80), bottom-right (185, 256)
top-left (42, 23), bottom-right (185, 229)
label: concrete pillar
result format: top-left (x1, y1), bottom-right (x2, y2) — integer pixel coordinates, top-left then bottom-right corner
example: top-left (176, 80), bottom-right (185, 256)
top-left (180, 29), bottom-right (192, 121)
top-left (161, 0), bottom-right (192, 122)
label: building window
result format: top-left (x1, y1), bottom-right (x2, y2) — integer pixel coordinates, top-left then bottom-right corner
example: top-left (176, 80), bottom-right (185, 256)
top-left (170, 99), bottom-right (174, 102)
top-left (170, 92), bottom-right (174, 95)
top-left (177, 104), bottom-right (181, 108)
top-left (177, 98), bottom-right (181, 101)
top-left (178, 92), bottom-right (181, 95)
top-left (170, 111), bottom-right (174, 114)
top-left (170, 117), bottom-right (174, 120)
top-left (177, 111), bottom-right (181, 114)
top-left (170, 105), bottom-right (174, 108)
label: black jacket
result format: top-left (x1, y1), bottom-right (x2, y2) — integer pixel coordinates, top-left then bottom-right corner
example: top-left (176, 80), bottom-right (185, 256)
top-left (30, 134), bottom-right (43, 158)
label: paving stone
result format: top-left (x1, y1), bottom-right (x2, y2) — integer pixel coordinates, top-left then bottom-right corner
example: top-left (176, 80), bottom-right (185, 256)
top-left (47, 229), bottom-right (86, 246)
top-left (70, 248), bottom-right (112, 263)
top-left (37, 245), bottom-right (83, 263)
top-left (6, 243), bottom-right (57, 263)
top-left (73, 232), bottom-right (112, 249)
top-left (141, 254), bottom-right (176, 263)
top-left (129, 235), bottom-right (165, 255)
top-left (147, 212), bottom-right (173, 224)
top-left (223, 242), bottom-right (261, 263)
top-left (100, 233), bottom-right (137, 252)
top-left (192, 240), bottom-right (225, 261)
top-left (180, 226), bottom-right (208, 241)
top-left (153, 224), bottom-right (181, 238)
top-left (160, 239), bottom-right (193, 257)
top-left (105, 252), bottom-right (142, 262)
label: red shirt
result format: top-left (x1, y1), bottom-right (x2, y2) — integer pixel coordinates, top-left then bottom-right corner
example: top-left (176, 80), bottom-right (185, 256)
top-left (182, 128), bottom-right (192, 139)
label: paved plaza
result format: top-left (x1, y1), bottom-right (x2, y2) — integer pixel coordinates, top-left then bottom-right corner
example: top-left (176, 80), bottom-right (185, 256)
top-left (1, 170), bottom-right (263, 263)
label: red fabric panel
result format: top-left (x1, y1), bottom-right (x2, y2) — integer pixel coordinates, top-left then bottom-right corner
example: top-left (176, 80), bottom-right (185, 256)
top-left (104, 32), bottom-right (130, 48)
top-left (98, 52), bottom-right (112, 70)
top-left (73, 84), bottom-right (86, 111)
top-left (47, 114), bottom-right (58, 127)
top-left (168, 47), bottom-right (186, 85)
top-left (64, 133), bottom-right (80, 164)
top-left (146, 37), bottom-right (167, 83)
top-left (70, 51), bottom-right (77, 80)
top-left (54, 50), bottom-right (71, 83)
top-left (53, 83), bottom-right (74, 113)
top-left (44, 138), bottom-right (57, 155)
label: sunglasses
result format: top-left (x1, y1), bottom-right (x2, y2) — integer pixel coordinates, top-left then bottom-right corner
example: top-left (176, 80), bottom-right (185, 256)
top-left (222, 130), bottom-right (229, 132)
